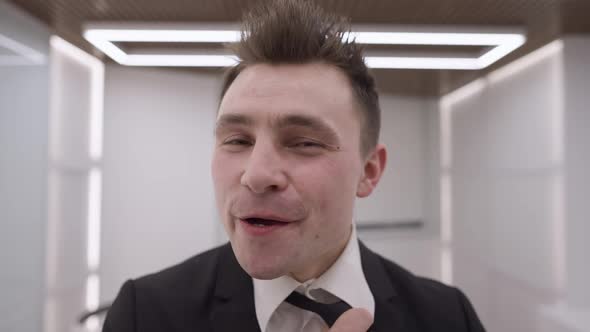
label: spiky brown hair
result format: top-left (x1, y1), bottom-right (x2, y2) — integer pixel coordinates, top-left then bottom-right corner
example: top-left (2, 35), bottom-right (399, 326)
top-left (220, 0), bottom-right (380, 155)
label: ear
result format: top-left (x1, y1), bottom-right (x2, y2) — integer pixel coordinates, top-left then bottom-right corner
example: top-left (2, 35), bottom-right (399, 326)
top-left (356, 144), bottom-right (387, 198)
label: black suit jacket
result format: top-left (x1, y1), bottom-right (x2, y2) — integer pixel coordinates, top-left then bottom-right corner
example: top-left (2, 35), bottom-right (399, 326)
top-left (103, 242), bottom-right (485, 331)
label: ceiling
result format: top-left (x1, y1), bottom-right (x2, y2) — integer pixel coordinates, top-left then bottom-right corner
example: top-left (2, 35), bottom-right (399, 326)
top-left (8, 0), bottom-right (590, 96)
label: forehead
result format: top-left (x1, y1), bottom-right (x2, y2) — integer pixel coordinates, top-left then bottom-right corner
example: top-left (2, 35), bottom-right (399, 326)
top-left (218, 63), bottom-right (358, 122)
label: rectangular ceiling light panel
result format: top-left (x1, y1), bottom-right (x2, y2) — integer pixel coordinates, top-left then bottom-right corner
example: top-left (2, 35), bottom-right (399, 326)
top-left (84, 24), bottom-right (525, 70)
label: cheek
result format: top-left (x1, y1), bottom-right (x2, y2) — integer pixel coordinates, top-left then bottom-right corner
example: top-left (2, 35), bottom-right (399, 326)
top-left (212, 152), bottom-right (239, 186)
top-left (211, 152), bottom-right (240, 208)
top-left (295, 159), bottom-right (358, 251)
top-left (296, 157), bottom-right (360, 217)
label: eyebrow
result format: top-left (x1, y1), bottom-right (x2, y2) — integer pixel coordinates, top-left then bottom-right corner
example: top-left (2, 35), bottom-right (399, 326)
top-left (214, 113), bottom-right (340, 142)
top-left (275, 114), bottom-right (339, 141)
top-left (214, 113), bottom-right (254, 135)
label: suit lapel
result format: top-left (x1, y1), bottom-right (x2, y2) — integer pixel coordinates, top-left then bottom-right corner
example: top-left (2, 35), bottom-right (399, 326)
top-left (210, 244), bottom-right (261, 332)
top-left (359, 241), bottom-right (419, 332)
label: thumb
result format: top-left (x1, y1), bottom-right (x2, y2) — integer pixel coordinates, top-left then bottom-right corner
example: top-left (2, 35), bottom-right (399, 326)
top-left (328, 308), bottom-right (374, 332)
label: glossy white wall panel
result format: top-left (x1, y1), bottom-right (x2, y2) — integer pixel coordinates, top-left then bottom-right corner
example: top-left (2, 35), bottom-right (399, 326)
top-left (355, 96), bottom-right (434, 224)
top-left (49, 52), bottom-right (92, 165)
top-left (100, 65), bottom-right (221, 303)
top-left (563, 36), bottom-right (590, 308)
top-left (444, 40), bottom-right (567, 331)
top-left (0, 2), bottom-right (50, 331)
top-left (488, 174), bottom-right (560, 290)
top-left (485, 53), bottom-right (562, 169)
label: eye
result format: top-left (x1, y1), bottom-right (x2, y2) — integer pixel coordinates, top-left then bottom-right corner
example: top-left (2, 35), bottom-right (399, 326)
top-left (292, 141), bottom-right (323, 148)
top-left (223, 138), bottom-right (252, 146)
top-left (220, 135), bottom-right (253, 151)
top-left (288, 138), bottom-right (327, 151)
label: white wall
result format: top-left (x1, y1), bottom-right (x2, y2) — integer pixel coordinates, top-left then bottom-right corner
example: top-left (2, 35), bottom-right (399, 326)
top-left (100, 66), bottom-right (222, 303)
top-left (562, 36), bottom-right (590, 309)
top-left (357, 95), bottom-right (442, 280)
top-left (443, 37), bottom-right (590, 332)
top-left (44, 36), bottom-right (105, 332)
top-left (538, 35), bottom-right (590, 332)
top-left (356, 95), bottom-right (438, 225)
top-left (0, 1), bottom-right (50, 331)
top-left (448, 44), bottom-right (564, 331)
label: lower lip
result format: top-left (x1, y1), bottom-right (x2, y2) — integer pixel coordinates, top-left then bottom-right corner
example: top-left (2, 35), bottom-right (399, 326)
top-left (239, 219), bottom-right (292, 236)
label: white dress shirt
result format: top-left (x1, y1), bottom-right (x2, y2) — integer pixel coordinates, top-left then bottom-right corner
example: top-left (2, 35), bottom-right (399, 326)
top-left (253, 226), bottom-right (375, 332)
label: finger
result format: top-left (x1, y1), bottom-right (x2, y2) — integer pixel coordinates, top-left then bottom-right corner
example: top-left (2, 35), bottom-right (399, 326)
top-left (329, 308), bottom-right (374, 332)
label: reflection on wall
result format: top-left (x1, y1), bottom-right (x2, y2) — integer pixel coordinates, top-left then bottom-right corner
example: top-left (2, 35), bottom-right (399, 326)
top-left (45, 36), bottom-right (105, 332)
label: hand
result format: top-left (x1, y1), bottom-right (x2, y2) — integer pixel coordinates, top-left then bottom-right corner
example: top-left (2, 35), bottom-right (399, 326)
top-left (327, 308), bottom-right (374, 332)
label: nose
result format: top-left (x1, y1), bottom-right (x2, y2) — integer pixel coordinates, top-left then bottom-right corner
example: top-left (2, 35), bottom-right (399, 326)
top-left (240, 140), bottom-right (288, 194)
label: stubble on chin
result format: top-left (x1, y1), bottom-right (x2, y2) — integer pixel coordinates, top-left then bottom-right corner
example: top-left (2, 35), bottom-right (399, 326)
top-left (231, 238), bottom-right (297, 280)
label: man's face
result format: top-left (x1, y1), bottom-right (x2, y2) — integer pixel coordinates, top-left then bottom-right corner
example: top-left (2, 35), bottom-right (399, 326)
top-left (212, 63), bottom-right (372, 281)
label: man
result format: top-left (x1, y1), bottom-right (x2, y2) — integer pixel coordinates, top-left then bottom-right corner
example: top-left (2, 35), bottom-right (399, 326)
top-left (103, 0), bottom-right (485, 331)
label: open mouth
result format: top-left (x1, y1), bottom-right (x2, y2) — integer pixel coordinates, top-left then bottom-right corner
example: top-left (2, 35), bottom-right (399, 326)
top-left (242, 218), bottom-right (288, 227)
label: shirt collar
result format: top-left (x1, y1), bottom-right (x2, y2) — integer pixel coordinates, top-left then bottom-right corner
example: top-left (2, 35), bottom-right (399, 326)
top-left (252, 225), bottom-right (375, 332)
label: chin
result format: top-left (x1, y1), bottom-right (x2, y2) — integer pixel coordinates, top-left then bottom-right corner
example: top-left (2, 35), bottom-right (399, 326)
top-left (241, 255), bottom-right (289, 279)
top-left (229, 234), bottom-right (297, 277)
top-left (245, 269), bottom-right (283, 280)
top-left (233, 246), bottom-right (289, 280)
